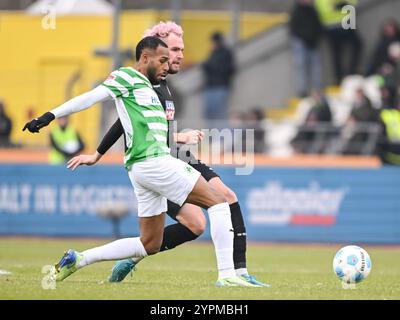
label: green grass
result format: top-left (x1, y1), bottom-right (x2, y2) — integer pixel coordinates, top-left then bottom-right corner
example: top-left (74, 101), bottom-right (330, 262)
top-left (0, 238), bottom-right (399, 300)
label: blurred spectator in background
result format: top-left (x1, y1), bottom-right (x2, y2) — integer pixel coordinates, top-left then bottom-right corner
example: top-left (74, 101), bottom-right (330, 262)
top-left (229, 109), bottom-right (266, 154)
top-left (377, 62), bottom-right (399, 95)
top-left (377, 96), bottom-right (400, 165)
top-left (49, 116), bottom-right (84, 165)
top-left (291, 89), bottom-right (333, 153)
top-left (0, 100), bottom-right (13, 147)
top-left (315, 0), bottom-right (362, 85)
top-left (228, 111), bottom-right (246, 154)
top-left (202, 31), bottom-right (236, 125)
top-left (349, 88), bottom-right (378, 123)
top-left (367, 19), bottom-right (400, 76)
top-left (289, 0), bottom-right (323, 97)
top-left (380, 85), bottom-right (397, 110)
top-left (387, 42), bottom-right (400, 85)
top-left (341, 87), bottom-right (379, 154)
top-left (243, 109), bottom-right (267, 153)
top-left (229, 111), bottom-right (245, 131)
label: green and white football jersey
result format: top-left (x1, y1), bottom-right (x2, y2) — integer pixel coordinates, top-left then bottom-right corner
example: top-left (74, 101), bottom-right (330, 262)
top-left (101, 67), bottom-right (170, 167)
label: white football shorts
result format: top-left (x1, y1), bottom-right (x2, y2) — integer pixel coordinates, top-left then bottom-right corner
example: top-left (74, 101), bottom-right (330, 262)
top-left (128, 155), bottom-right (201, 217)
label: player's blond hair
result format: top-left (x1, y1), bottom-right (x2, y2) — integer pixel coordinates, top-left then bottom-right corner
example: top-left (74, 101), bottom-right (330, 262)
top-left (143, 21), bottom-right (183, 40)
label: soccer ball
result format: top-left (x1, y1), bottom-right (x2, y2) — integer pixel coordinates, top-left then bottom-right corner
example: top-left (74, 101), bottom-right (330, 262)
top-left (333, 245), bottom-right (372, 284)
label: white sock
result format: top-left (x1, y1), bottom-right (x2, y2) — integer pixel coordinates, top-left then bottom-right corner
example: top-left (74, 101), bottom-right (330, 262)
top-left (207, 202), bottom-right (236, 279)
top-left (132, 257), bottom-right (144, 264)
top-left (77, 237), bottom-right (147, 268)
top-left (235, 268), bottom-right (249, 276)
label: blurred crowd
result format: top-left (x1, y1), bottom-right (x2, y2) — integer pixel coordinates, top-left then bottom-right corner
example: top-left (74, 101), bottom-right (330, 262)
top-left (287, 0), bottom-right (400, 164)
top-left (2, 0), bottom-right (400, 165)
top-left (199, 0), bottom-right (400, 165)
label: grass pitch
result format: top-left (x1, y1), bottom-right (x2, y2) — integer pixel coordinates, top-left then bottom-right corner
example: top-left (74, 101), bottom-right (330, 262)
top-left (0, 237), bottom-right (399, 300)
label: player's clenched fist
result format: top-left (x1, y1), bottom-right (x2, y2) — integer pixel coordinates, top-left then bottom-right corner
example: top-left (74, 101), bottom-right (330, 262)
top-left (183, 130), bottom-right (204, 145)
top-left (22, 112), bottom-right (55, 133)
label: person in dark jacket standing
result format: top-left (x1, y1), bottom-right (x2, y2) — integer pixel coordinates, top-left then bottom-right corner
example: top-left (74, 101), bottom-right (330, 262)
top-left (315, 0), bottom-right (362, 85)
top-left (0, 100), bottom-right (13, 147)
top-left (367, 19), bottom-right (400, 76)
top-left (289, 0), bottom-right (324, 97)
top-left (202, 32), bottom-right (236, 125)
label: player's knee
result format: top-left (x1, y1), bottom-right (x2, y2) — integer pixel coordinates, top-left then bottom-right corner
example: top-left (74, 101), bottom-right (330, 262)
top-left (188, 217), bottom-right (206, 236)
top-left (223, 187), bottom-right (238, 204)
top-left (144, 243), bottom-right (161, 255)
top-left (141, 238), bottom-right (161, 255)
top-left (178, 214), bottom-right (206, 236)
top-left (196, 218), bottom-right (207, 235)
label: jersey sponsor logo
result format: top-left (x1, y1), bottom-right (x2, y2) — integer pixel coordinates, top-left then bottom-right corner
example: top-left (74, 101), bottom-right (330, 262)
top-left (151, 96), bottom-right (158, 104)
top-left (165, 100), bottom-right (175, 120)
top-left (104, 74), bottom-right (118, 86)
top-left (133, 87), bottom-right (162, 107)
top-left (106, 74), bottom-right (116, 81)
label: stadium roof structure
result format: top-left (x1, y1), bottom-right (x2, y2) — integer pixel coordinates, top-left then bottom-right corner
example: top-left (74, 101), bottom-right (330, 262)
top-left (26, 0), bottom-right (113, 16)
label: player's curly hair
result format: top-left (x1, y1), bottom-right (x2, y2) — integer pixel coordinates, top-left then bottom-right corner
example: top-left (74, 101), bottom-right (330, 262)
top-left (143, 21), bottom-right (183, 40)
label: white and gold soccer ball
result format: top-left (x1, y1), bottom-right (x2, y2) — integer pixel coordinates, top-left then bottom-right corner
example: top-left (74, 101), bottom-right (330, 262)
top-left (333, 245), bottom-right (372, 284)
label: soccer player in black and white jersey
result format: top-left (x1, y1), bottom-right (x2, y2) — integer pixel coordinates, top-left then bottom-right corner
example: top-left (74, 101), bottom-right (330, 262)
top-left (68, 21), bottom-right (269, 287)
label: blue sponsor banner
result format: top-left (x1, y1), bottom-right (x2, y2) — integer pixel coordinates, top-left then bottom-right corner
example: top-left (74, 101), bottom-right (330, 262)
top-left (0, 164), bottom-right (399, 243)
top-left (0, 164), bottom-right (140, 237)
top-left (215, 166), bottom-right (400, 244)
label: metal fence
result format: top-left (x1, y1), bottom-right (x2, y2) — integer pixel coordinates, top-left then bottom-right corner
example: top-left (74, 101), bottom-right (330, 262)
top-left (174, 119), bottom-right (383, 157)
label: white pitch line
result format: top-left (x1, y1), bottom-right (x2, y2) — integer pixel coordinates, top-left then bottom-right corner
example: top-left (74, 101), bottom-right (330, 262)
top-left (0, 269), bottom-right (12, 275)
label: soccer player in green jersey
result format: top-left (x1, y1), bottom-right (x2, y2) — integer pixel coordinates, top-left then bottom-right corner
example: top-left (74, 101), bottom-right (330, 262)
top-left (68, 21), bottom-right (269, 287)
top-left (23, 36), bottom-right (254, 287)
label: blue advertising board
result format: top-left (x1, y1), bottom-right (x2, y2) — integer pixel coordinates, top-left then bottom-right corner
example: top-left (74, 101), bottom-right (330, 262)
top-left (217, 166), bottom-right (400, 244)
top-left (0, 164), bottom-right (139, 237)
top-left (0, 164), bottom-right (399, 243)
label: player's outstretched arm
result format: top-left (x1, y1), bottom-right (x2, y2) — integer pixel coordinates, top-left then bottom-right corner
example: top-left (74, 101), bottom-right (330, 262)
top-left (174, 130), bottom-right (204, 145)
top-left (67, 151), bottom-right (103, 171)
top-left (22, 86), bottom-right (111, 134)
